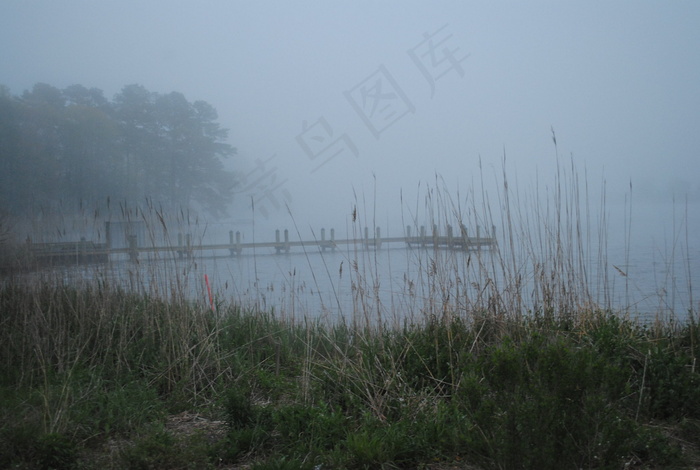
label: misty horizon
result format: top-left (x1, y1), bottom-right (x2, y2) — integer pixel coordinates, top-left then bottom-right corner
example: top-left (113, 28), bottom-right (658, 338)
top-left (1, 2), bottom-right (699, 244)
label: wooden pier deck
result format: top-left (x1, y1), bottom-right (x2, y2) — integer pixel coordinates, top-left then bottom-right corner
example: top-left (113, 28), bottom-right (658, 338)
top-left (27, 224), bottom-right (497, 265)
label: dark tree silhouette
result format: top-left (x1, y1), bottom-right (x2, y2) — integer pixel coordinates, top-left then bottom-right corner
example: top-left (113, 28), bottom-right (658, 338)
top-left (0, 83), bottom-right (237, 216)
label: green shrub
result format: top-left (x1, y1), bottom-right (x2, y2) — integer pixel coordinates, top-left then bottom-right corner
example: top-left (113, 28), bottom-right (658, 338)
top-left (225, 386), bottom-right (255, 429)
top-left (0, 428), bottom-right (77, 470)
top-left (642, 345), bottom-right (700, 419)
top-left (37, 433), bottom-right (78, 470)
top-left (451, 333), bottom-right (682, 468)
top-left (272, 402), bottom-right (347, 454)
top-left (73, 377), bottom-right (165, 438)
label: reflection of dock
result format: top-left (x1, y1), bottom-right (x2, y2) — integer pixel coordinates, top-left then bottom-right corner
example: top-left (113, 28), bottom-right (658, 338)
top-left (27, 224), bottom-right (497, 265)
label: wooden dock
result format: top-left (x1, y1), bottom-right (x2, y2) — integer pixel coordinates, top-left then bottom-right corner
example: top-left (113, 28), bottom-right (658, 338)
top-left (27, 224), bottom-right (497, 265)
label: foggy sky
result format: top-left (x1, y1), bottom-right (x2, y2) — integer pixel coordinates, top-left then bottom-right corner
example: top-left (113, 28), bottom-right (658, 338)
top-left (2, 1), bottom-right (699, 233)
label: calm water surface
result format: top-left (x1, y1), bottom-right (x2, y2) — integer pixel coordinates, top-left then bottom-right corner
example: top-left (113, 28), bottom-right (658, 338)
top-left (28, 201), bottom-right (700, 325)
top-left (90, 232), bottom-right (698, 325)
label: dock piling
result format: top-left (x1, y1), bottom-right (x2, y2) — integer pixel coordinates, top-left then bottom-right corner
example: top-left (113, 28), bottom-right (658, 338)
top-left (275, 229), bottom-right (281, 254)
top-left (127, 235), bottom-right (138, 263)
top-left (228, 230), bottom-right (242, 256)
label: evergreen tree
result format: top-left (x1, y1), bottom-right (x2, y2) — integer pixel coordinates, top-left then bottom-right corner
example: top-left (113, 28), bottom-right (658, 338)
top-left (0, 83), bottom-right (237, 216)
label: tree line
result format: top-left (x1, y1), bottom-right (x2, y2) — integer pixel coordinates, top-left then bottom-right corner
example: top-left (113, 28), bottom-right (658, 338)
top-left (0, 83), bottom-right (237, 217)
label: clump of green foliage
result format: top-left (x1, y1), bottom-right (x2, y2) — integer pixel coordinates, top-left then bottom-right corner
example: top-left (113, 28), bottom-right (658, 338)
top-left (1, 281), bottom-right (699, 469)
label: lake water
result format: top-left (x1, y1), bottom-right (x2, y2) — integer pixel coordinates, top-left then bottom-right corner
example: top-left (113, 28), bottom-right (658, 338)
top-left (64, 228), bottom-right (697, 326)
top-left (19, 200), bottom-right (699, 325)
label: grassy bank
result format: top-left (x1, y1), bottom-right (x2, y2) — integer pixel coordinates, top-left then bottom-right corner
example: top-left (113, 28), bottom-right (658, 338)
top-left (1, 280), bottom-right (699, 469)
top-left (2, 159), bottom-right (697, 468)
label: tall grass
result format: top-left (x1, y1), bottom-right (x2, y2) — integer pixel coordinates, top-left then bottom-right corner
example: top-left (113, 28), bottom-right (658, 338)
top-left (4, 279), bottom-right (699, 468)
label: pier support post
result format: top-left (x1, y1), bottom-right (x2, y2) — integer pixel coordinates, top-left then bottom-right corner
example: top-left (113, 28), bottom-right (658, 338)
top-left (330, 228), bottom-right (336, 251)
top-left (420, 225), bottom-right (426, 247)
top-left (460, 224), bottom-right (469, 250)
top-left (178, 233), bottom-right (184, 259)
top-left (447, 224), bottom-right (453, 249)
top-left (127, 234), bottom-right (138, 263)
top-left (284, 229), bottom-right (290, 253)
top-left (185, 234), bottom-right (192, 258)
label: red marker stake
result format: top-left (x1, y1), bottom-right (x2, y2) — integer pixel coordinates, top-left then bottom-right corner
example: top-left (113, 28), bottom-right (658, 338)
top-left (204, 274), bottom-right (215, 312)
